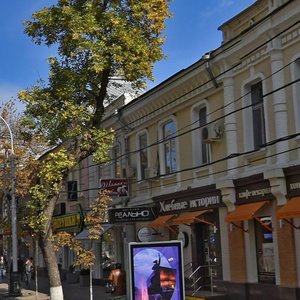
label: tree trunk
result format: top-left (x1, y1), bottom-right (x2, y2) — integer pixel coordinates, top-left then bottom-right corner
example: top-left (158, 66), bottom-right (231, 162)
top-left (39, 193), bottom-right (64, 300)
top-left (39, 237), bottom-right (64, 300)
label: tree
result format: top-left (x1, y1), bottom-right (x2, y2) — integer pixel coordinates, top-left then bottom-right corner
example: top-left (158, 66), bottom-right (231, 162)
top-left (0, 100), bottom-right (46, 265)
top-left (18, 1), bottom-right (171, 299)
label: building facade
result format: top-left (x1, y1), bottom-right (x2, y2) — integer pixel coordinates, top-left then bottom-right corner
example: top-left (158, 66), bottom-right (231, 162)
top-left (101, 1), bottom-right (300, 299)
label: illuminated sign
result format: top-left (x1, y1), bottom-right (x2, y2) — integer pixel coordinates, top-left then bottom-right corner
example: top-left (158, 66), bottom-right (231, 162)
top-left (129, 241), bottom-right (185, 300)
top-left (52, 212), bottom-right (83, 233)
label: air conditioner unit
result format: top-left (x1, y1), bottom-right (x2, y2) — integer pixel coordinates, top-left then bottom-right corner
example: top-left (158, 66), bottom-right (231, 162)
top-left (202, 122), bottom-right (223, 144)
top-left (145, 167), bottom-right (158, 179)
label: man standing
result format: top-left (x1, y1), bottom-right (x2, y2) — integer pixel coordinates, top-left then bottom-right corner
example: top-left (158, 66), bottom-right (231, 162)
top-left (24, 257), bottom-right (34, 288)
top-left (0, 256), bottom-right (7, 281)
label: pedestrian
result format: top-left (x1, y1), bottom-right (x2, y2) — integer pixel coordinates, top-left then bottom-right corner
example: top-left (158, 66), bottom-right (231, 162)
top-left (0, 256), bottom-right (7, 281)
top-left (24, 257), bottom-right (34, 288)
top-left (108, 263), bottom-right (126, 297)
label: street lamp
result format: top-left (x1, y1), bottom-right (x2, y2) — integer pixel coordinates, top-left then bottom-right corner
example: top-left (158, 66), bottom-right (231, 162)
top-left (0, 116), bottom-right (21, 296)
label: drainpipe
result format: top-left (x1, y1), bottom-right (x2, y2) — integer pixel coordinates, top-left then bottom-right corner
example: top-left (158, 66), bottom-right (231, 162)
top-left (203, 51), bottom-right (219, 89)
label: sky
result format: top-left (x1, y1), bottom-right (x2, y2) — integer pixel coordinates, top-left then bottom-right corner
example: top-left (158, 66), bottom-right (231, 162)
top-left (0, 0), bottom-right (256, 106)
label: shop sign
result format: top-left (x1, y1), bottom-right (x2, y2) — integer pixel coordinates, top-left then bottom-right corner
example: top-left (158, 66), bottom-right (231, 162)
top-left (158, 194), bottom-right (221, 214)
top-left (108, 207), bottom-right (156, 223)
top-left (235, 175), bottom-right (274, 204)
top-left (100, 178), bottom-right (129, 197)
top-left (284, 166), bottom-right (300, 197)
top-left (52, 212), bottom-right (83, 233)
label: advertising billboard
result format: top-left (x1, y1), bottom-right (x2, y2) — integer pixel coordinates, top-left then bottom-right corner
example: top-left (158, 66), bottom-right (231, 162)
top-left (129, 240), bottom-right (185, 300)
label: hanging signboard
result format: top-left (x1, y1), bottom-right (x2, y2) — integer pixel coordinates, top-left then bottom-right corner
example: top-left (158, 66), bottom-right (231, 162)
top-left (99, 178), bottom-right (129, 197)
top-left (108, 207), bottom-right (156, 223)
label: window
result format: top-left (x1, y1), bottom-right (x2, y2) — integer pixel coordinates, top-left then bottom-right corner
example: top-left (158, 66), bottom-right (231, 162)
top-left (113, 145), bottom-right (121, 178)
top-left (67, 181), bottom-right (78, 201)
top-left (138, 132), bottom-right (148, 180)
top-left (161, 119), bottom-right (177, 174)
top-left (251, 81), bottom-right (266, 149)
top-left (192, 102), bottom-right (211, 166)
top-left (292, 57), bottom-right (300, 132)
top-left (199, 106), bottom-right (210, 164)
top-left (243, 79), bottom-right (266, 151)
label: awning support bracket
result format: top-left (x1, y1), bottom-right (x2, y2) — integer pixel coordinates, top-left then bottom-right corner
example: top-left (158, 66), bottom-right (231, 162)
top-left (253, 216), bottom-right (273, 232)
top-left (283, 218), bottom-right (300, 230)
top-left (194, 217), bottom-right (215, 226)
top-left (166, 224), bottom-right (177, 234)
top-left (230, 222), bottom-right (248, 233)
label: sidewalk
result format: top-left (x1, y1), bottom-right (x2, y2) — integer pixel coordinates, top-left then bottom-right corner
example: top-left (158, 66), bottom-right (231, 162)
top-left (0, 275), bottom-right (112, 300)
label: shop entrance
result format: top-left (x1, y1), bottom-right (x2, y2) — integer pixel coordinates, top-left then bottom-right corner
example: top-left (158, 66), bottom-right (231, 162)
top-left (254, 216), bottom-right (275, 284)
top-left (194, 211), bottom-right (222, 290)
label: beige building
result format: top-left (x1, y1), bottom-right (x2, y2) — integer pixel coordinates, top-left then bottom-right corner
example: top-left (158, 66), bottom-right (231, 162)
top-left (101, 0), bottom-right (300, 299)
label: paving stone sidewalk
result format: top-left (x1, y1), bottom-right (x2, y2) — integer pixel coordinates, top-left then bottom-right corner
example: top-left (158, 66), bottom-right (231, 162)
top-left (0, 276), bottom-right (112, 300)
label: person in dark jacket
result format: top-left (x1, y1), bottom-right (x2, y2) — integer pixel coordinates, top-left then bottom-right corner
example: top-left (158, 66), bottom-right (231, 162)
top-left (108, 263), bottom-right (126, 296)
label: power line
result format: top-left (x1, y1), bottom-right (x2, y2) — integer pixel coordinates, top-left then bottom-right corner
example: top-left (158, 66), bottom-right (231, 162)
top-left (64, 132), bottom-right (300, 197)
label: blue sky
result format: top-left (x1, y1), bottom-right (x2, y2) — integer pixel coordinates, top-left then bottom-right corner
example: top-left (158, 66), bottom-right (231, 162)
top-left (0, 0), bottom-right (256, 105)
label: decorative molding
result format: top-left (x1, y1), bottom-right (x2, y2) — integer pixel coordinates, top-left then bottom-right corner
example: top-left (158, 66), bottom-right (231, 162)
top-left (281, 27), bottom-right (300, 46)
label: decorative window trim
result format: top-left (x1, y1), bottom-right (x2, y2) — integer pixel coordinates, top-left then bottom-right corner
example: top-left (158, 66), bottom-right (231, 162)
top-left (136, 130), bottom-right (149, 181)
top-left (158, 116), bottom-right (179, 176)
top-left (241, 73), bottom-right (269, 152)
top-left (191, 100), bottom-right (211, 167)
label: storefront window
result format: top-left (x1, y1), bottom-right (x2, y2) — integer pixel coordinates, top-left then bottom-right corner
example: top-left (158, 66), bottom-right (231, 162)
top-left (255, 216), bottom-right (275, 283)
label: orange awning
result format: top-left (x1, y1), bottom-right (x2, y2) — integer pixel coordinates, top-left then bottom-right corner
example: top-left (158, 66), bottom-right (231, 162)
top-left (225, 201), bottom-right (269, 223)
top-left (277, 197), bottom-right (300, 219)
top-left (170, 210), bottom-right (212, 225)
top-left (148, 214), bottom-right (176, 229)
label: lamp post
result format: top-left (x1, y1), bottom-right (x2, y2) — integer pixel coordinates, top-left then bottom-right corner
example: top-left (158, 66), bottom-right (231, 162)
top-left (0, 116), bottom-right (21, 296)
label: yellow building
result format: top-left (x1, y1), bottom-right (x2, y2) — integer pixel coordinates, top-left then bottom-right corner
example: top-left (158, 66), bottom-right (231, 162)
top-left (100, 0), bottom-right (300, 299)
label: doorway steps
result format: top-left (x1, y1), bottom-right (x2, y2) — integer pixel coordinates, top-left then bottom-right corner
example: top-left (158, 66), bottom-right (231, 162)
top-left (186, 290), bottom-right (227, 300)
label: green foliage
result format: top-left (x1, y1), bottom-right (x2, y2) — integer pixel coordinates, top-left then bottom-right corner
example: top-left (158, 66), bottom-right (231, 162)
top-left (18, 0), bottom-right (171, 282)
top-left (26, 149), bottom-right (76, 233)
top-left (19, 0), bottom-right (172, 141)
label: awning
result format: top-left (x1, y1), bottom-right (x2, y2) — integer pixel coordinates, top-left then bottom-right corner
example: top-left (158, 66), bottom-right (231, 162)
top-left (225, 201), bottom-right (272, 232)
top-left (225, 201), bottom-right (269, 223)
top-left (75, 224), bottom-right (112, 240)
top-left (170, 210), bottom-right (214, 226)
top-left (148, 214), bottom-right (176, 233)
top-left (277, 197), bottom-right (300, 219)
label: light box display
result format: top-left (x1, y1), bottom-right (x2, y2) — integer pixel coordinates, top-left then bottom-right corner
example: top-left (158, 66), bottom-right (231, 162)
top-left (129, 240), bottom-right (185, 300)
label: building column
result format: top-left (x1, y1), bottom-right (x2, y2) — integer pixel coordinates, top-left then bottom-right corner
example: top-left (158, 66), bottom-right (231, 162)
top-left (269, 40), bottom-right (289, 163)
top-left (216, 180), bottom-right (236, 282)
top-left (276, 215), bottom-right (298, 288)
top-left (223, 74), bottom-right (238, 175)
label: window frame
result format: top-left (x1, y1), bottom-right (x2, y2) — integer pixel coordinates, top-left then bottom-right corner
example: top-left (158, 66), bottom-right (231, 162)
top-left (136, 130), bottom-right (149, 180)
top-left (112, 143), bottom-right (122, 178)
top-left (242, 76), bottom-right (268, 151)
top-left (67, 180), bottom-right (78, 201)
top-left (158, 116), bottom-right (178, 175)
top-left (191, 100), bottom-right (211, 166)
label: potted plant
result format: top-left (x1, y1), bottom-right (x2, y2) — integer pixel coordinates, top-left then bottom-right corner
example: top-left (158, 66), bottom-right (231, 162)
top-left (79, 268), bottom-right (90, 286)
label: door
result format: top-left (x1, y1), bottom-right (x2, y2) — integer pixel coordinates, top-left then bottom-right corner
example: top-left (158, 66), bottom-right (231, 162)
top-left (194, 211), bottom-right (222, 290)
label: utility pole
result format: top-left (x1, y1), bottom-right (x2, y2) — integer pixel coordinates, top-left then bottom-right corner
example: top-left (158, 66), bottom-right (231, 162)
top-left (0, 116), bottom-right (21, 296)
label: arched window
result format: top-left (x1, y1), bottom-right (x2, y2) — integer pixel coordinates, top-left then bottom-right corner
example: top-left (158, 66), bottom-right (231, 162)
top-left (159, 118), bottom-right (177, 175)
